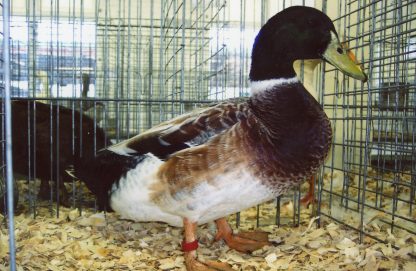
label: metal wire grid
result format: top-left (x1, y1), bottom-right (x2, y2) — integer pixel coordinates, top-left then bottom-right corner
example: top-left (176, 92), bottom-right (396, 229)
top-left (1, 0), bottom-right (229, 213)
top-left (3, 0), bottom-right (315, 222)
top-left (1, 1), bottom-right (320, 270)
top-left (0, 1), bottom-right (5, 211)
top-left (93, 0), bottom-right (230, 138)
top-left (189, 0), bottom-right (227, 101)
top-left (3, 0), bottom-right (415, 269)
top-left (4, 1), bottom-right (256, 211)
top-left (318, 0), bottom-right (416, 244)
top-left (2, 0), bottom-right (18, 270)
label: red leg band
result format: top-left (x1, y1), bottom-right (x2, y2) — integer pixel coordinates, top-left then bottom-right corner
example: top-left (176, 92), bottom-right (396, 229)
top-left (182, 239), bottom-right (199, 252)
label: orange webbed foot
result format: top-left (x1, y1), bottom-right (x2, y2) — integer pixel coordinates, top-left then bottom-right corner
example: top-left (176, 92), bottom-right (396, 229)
top-left (214, 218), bottom-right (271, 253)
top-left (185, 253), bottom-right (234, 271)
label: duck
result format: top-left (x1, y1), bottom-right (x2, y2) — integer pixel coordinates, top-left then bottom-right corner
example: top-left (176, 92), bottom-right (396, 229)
top-left (72, 6), bottom-right (367, 271)
top-left (2, 100), bottom-right (109, 207)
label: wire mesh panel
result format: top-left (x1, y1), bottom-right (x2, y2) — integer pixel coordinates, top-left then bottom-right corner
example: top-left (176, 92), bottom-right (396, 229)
top-left (4, 0), bottom-right (231, 214)
top-left (1, 0), bottom-right (18, 270)
top-left (1, 1), bottom-right (243, 226)
top-left (5, 0), bottom-right (415, 257)
top-left (0, 0), bottom-right (317, 236)
top-left (0, 0), bottom-right (6, 215)
top-left (319, 0), bottom-right (416, 244)
top-left (2, 0), bottom-right (416, 269)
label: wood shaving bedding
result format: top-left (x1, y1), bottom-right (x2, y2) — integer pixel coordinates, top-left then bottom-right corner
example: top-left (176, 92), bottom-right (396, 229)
top-left (1, 204), bottom-right (415, 271)
top-left (1, 170), bottom-right (415, 271)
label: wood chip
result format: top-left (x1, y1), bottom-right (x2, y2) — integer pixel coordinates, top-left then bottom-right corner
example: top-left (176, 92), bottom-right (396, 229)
top-left (380, 243), bottom-right (393, 257)
top-left (158, 258), bottom-right (176, 270)
top-left (395, 245), bottom-right (413, 259)
top-left (270, 254), bottom-right (294, 270)
top-left (77, 212), bottom-right (106, 227)
top-left (307, 240), bottom-right (326, 249)
top-left (403, 261), bottom-right (416, 271)
top-left (344, 246), bottom-right (360, 261)
top-left (227, 253), bottom-right (246, 263)
top-left (336, 238), bottom-right (356, 250)
top-left (307, 228), bottom-right (326, 239)
top-left (264, 253), bottom-right (277, 265)
top-left (68, 209), bottom-right (79, 221)
top-left (379, 259), bottom-right (397, 270)
top-left (301, 216), bottom-right (320, 236)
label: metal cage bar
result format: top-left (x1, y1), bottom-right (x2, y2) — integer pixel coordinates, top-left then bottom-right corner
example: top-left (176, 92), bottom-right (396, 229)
top-left (1, 0), bottom-right (17, 270)
top-left (318, 0), bottom-right (416, 243)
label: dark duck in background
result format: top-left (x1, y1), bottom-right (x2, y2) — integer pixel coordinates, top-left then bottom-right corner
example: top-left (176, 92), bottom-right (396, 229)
top-left (73, 6), bottom-right (367, 271)
top-left (0, 101), bottom-right (109, 209)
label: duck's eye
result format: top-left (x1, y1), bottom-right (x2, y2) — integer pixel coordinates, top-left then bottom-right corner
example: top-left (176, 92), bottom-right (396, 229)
top-left (337, 47), bottom-right (343, 54)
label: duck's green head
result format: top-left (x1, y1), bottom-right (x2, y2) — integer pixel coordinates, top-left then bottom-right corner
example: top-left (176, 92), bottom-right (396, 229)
top-left (249, 6), bottom-right (367, 82)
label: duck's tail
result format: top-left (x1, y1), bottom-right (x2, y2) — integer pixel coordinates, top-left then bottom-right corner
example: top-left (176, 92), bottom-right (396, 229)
top-left (71, 149), bottom-right (145, 211)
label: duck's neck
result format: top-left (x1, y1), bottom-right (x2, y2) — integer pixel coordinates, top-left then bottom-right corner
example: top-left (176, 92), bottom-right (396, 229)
top-left (250, 77), bottom-right (299, 95)
top-left (248, 78), bottom-right (321, 140)
top-left (293, 59), bottom-right (321, 100)
top-left (249, 53), bottom-right (296, 82)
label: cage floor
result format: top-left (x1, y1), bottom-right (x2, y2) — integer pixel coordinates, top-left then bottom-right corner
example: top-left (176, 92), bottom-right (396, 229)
top-left (1, 186), bottom-right (415, 271)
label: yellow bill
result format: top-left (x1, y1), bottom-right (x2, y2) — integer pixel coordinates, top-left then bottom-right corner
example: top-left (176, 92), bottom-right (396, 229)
top-left (323, 32), bottom-right (367, 82)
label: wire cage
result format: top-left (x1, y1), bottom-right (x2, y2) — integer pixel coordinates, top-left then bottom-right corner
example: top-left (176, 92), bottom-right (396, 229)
top-left (1, 0), bottom-right (416, 270)
top-left (2, 0), bottom-right (232, 214)
top-left (0, 0), bottom-right (6, 214)
top-left (318, 0), bottom-right (416, 246)
top-left (2, 0), bottom-right (313, 223)
top-left (1, 0), bottom-right (18, 267)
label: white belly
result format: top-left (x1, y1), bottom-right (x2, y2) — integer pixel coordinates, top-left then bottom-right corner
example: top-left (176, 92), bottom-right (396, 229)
top-left (109, 154), bottom-right (184, 227)
top-left (110, 154), bottom-right (275, 227)
top-left (157, 167), bottom-right (276, 225)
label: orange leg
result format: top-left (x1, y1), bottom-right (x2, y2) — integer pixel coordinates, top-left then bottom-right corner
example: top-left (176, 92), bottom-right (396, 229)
top-left (300, 175), bottom-right (316, 207)
top-left (214, 218), bottom-right (270, 253)
top-left (183, 218), bottom-right (234, 271)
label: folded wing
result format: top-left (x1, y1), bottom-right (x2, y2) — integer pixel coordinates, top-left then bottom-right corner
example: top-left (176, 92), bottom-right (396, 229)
top-left (108, 97), bottom-right (249, 159)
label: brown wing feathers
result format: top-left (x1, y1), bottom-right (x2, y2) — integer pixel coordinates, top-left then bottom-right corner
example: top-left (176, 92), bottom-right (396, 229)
top-left (120, 100), bottom-right (248, 159)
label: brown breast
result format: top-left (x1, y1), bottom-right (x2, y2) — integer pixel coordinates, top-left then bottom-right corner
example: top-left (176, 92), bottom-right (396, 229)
top-left (152, 82), bottom-right (332, 199)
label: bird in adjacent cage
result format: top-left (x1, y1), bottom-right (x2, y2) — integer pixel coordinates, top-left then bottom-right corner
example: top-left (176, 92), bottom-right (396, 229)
top-left (72, 6), bottom-right (367, 271)
top-left (1, 100), bottom-right (109, 208)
